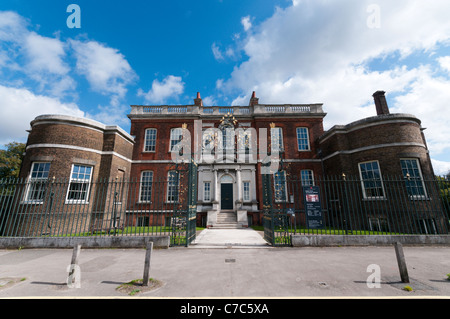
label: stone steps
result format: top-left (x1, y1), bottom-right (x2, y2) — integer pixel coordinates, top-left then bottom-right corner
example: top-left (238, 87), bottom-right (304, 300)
top-left (214, 211), bottom-right (241, 229)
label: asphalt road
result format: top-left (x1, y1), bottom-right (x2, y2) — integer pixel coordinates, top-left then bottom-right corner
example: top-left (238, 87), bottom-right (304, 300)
top-left (1, 245), bottom-right (449, 299)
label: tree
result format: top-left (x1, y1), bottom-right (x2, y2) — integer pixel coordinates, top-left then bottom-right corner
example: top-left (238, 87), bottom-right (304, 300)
top-left (0, 142), bottom-right (26, 180)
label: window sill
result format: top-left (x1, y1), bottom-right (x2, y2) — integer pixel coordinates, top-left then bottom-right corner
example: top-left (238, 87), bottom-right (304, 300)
top-left (20, 201), bottom-right (43, 205)
top-left (65, 201), bottom-right (89, 204)
top-left (409, 196), bottom-right (430, 201)
top-left (362, 197), bottom-right (387, 201)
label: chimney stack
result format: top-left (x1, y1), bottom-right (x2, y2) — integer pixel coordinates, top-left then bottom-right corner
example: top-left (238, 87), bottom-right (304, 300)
top-left (373, 91), bottom-right (390, 115)
top-left (194, 92), bottom-right (203, 107)
top-left (249, 91), bottom-right (259, 107)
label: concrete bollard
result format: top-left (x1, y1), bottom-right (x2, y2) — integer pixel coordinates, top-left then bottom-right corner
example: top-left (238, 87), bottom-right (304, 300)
top-left (67, 244), bottom-right (81, 288)
top-left (142, 241), bottom-right (153, 286)
top-left (394, 242), bottom-right (410, 283)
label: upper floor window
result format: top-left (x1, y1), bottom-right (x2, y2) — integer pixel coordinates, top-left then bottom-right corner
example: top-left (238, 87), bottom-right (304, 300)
top-left (358, 161), bottom-right (385, 199)
top-left (400, 158), bottom-right (427, 198)
top-left (296, 127), bottom-right (310, 151)
top-left (66, 164), bottom-right (93, 203)
top-left (25, 162), bottom-right (51, 202)
top-left (170, 128), bottom-right (183, 152)
top-left (144, 128), bottom-right (157, 152)
top-left (271, 127), bottom-right (283, 152)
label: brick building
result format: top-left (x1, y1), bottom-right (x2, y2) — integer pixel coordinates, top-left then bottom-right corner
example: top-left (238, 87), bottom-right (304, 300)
top-left (16, 90), bottom-right (441, 233)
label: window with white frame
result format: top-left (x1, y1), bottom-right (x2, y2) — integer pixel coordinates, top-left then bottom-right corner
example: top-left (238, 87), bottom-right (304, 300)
top-left (66, 165), bottom-right (93, 202)
top-left (301, 170), bottom-right (315, 186)
top-left (271, 127), bottom-right (283, 152)
top-left (169, 128), bottom-right (183, 152)
top-left (167, 171), bottom-right (179, 202)
top-left (296, 127), bottom-right (310, 151)
top-left (243, 181), bottom-right (250, 202)
top-left (140, 171), bottom-right (153, 202)
top-left (144, 128), bottom-right (157, 152)
top-left (274, 171), bottom-right (287, 201)
top-left (204, 182), bottom-right (211, 202)
top-left (400, 158), bottom-right (427, 197)
top-left (25, 162), bottom-right (51, 202)
top-left (358, 161), bottom-right (385, 199)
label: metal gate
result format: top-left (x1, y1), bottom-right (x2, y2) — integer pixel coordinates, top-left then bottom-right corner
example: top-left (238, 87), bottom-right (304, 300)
top-left (170, 159), bottom-right (198, 247)
top-left (262, 169), bottom-right (293, 247)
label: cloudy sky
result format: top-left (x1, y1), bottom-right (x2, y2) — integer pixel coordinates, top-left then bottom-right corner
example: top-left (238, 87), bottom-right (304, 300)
top-left (0, 0), bottom-right (449, 174)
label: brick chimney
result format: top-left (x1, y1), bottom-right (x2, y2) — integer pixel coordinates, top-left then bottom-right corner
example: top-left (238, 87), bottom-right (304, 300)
top-left (373, 91), bottom-right (390, 115)
top-left (194, 92), bottom-right (203, 106)
top-left (249, 91), bottom-right (259, 107)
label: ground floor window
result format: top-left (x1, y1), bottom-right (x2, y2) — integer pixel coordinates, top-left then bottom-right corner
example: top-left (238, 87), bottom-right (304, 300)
top-left (418, 218), bottom-right (437, 234)
top-left (301, 170), bottom-right (314, 186)
top-left (204, 182), bottom-right (211, 202)
top-left (140, 171), bottom-right (153, 202)
top-left (137, 216), bottom-right (150, 227)
top-left (25, 162), bottom-right (51, 202)
top-left (274, 171), bottom-right (287, 202)
top-left (66, 164), bottom-right (93, 203)
top-left (243, 181), bottom-right (250, 201)
top-left (167, 170), bottom-right (179, 202)
top-left (400, 158), bottom-right (427, 198)
top-left (358, 161), bottom-right (385, 199)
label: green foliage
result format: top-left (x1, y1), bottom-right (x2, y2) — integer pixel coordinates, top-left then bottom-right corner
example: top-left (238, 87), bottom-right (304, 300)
top-left (0, 142), bottom-right (26, 180)
top-left (436, 175), bottom-right (450, 220)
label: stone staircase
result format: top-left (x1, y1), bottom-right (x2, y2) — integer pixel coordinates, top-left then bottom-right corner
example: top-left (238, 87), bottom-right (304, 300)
top-left (214, 211), bottom-right (241, 229)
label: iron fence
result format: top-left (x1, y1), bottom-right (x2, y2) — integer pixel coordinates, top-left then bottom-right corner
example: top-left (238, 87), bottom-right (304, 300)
top-left (263, 174), bottom-right (450, 246)
top-left (1, 173), bottom-right (449, 246)
top-left (0, 171), bottom-right (197, 246)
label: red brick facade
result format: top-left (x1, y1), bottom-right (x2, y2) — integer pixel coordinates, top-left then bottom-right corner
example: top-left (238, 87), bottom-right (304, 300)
top-left (17, 91), bottom-right (437, 229)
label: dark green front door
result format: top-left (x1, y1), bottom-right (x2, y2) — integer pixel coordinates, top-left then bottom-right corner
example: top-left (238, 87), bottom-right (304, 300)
top-left (221, 183), bottom-right (233, 210)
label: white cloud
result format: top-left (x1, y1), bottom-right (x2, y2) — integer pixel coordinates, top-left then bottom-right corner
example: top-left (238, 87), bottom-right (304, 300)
top-left (211, 42), bottom-right (224, 61)
top-left (432, 159), bottom-right (450, 176)
top-left (0, 11), bottom-right (77, 99)
top-left (241, 16), bottom-right (252, 32)
top-left (70, 39), bottom-right (137, 104)
top-left (219, 0), bottom-right (450, 168)
top-left (438, 56), bottom-right (450, 73)
top-left (0, 11), bottom-right (28, 42)
top-left (24, 32), bottom-right (69, 75)
top-left (0, 85), bottom-right (84, 145)
top-left (138, 75), bottom-right (185, 104)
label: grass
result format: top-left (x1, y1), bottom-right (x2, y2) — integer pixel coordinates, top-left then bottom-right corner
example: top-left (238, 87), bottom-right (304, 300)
top-left (251, 225), bottom-right (406, 236)
top-left (36, 226), bottom-right (206, 238)
top-left (446, 273), bottom-right (450, 281)
top-left (116, 278), bottom-right (163, 296)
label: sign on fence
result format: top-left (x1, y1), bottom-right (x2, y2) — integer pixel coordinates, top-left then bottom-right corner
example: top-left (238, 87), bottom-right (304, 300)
top-left (303, 186), bottom-right (324, 229)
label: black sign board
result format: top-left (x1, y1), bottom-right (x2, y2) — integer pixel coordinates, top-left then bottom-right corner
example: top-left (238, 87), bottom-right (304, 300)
top-left (303, 186), bottom-right (324, 229)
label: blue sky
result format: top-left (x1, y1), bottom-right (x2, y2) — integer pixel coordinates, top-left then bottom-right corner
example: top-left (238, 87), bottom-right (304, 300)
top-left (1, 0), bottom-right (450, 174)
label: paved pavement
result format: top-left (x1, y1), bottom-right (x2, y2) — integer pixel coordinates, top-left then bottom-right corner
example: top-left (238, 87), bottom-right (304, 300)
top-left (0, 228), bottom-right (449, 301)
